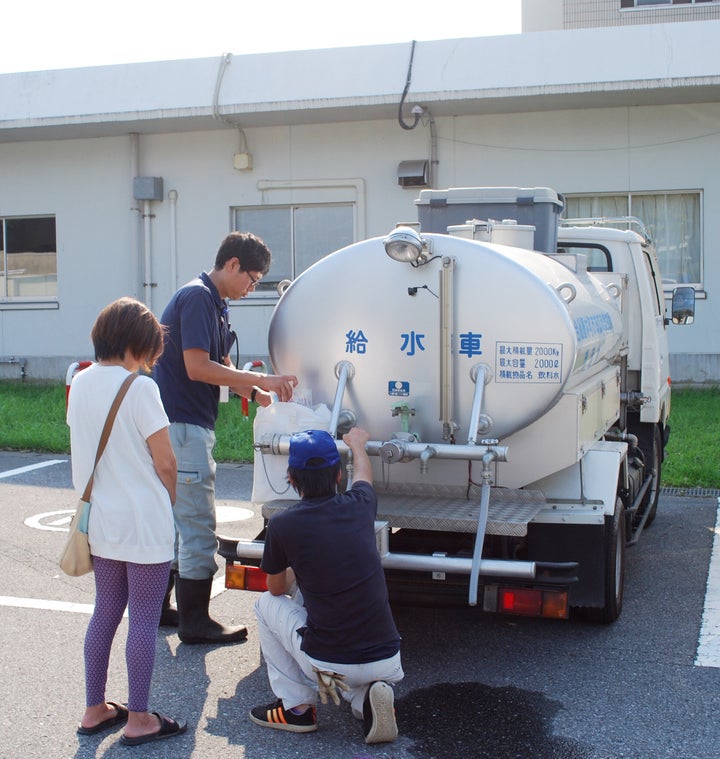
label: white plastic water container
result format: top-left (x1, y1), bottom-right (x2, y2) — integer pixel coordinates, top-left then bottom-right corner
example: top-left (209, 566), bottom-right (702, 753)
top-left (448, 219), bottom-right (536, 250)
top-left (490, 220), bottom-right (536, 249)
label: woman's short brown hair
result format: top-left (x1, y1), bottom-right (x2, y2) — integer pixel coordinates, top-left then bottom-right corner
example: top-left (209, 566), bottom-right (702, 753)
top-left (91, 297), bottom-right (165, 369)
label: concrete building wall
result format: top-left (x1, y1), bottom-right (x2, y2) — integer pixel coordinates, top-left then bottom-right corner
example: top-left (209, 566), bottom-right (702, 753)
top-left (523, 0), bottom-right (720, 31)
top-left (1, 101), bottom-right (718, 382)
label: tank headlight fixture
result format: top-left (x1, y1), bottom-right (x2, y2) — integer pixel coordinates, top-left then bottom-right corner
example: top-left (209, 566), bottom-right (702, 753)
top-left (383, 226), bottom-right (428, 265)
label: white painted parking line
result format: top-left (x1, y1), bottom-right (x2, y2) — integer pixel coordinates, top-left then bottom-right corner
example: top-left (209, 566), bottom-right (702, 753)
top-left (695, 497), bottom-right (720, 668)
top-left (216, 505), bottom-right (254, 523)
top-left (0, 579), bottom-right (228, 617)
top-left (0, 459), bottom-right (67, 479)
top-left (0, 595), bottom-right (95, 615)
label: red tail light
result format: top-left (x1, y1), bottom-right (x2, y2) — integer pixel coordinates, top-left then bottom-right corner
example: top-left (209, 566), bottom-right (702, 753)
top-left (225, 564), bottom-right (268, 592)
top-left (498, 587), bottom-right (568, 619)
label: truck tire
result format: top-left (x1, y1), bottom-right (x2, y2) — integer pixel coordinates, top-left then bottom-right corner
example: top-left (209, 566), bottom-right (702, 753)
top-left (581, 496), bottom-right (626, 624)
top-left (638, 423), bottom-right (662, 528)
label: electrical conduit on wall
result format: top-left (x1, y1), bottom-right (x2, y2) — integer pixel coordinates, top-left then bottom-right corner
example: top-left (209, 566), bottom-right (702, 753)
top-left (169, 190), bottom-right (178, 293)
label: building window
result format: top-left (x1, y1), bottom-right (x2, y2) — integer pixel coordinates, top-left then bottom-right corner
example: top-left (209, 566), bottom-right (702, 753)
top-left (621, 0), bottom-right (715, 7)
top-left (231, 203), bottom-right (355, 297)
top-left (0, 216), bottom-right (57, 300)
top-left (563, 192), bottom-right (701, 290)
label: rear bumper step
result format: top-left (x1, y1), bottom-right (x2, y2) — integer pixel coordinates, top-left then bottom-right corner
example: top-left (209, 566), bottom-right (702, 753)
top-left (217, 535), bottom-right (577, 583)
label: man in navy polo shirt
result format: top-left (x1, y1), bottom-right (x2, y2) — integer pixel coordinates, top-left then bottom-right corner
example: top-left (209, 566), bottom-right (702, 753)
top-left (250, 427), bottom-right (403, 744)
top-left (153, 231), bottom-right (297, 645)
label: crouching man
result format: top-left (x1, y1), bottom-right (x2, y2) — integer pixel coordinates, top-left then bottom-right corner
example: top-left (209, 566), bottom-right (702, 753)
top-left (250, 427), bottom-right (403, 744)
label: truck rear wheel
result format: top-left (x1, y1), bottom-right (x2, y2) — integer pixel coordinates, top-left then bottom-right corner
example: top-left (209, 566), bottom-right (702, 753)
top-left (580, 497), bottom-right (625, 624)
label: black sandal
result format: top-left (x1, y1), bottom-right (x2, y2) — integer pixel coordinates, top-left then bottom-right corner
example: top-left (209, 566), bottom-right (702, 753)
top-left (77, 702), bottom-right (129, 735)
top-left (119, 712), bottom-right (187, 746)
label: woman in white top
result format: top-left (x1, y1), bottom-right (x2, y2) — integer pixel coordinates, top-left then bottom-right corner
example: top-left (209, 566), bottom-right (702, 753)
top-left (68, 297), bottom-right (187, 747)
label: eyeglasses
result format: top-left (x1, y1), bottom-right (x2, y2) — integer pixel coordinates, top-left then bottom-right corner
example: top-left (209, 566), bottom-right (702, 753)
top-left (245, 271), bottom-right (260, 289)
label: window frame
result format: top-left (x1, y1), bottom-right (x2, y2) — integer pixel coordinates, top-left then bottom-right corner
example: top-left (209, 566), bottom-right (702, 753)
top-left (621, 0), bottom-right (717, 8)
top-left (563, 190), bottom-right (704, 297)
top-left (230, 197), bottom-right (358, 305)
top-left (0, 214), bottom-right (59, 310)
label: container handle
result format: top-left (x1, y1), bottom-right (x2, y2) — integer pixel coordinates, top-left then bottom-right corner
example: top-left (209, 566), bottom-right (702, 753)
top-left (556, 282), bottom-right (576, 303)
top-left (605, 282), bottom-right (622, 299)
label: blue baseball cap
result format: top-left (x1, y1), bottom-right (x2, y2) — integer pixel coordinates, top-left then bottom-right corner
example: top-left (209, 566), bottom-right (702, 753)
top-left (288, 429), bottom-right (341, 470)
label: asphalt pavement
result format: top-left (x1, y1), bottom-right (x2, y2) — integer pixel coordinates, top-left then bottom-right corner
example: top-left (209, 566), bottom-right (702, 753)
top-left (1, 451), bottom-right (719, 759)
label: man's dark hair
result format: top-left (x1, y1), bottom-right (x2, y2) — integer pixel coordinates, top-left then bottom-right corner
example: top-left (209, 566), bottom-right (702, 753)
top-left (92, 296), bottom-right (165, 369)
top-left (288, 461), bottom-right (342, 499)
top-left (215, 231), bottom-right (271, 275)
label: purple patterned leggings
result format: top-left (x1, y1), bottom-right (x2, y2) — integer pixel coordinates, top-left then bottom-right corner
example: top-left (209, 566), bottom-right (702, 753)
top-left (84, 557), bottom-right (170, 712)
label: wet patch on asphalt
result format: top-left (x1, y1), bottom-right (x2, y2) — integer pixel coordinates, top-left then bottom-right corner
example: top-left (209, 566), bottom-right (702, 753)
top-left (396, 681), bottom-right (591, 758)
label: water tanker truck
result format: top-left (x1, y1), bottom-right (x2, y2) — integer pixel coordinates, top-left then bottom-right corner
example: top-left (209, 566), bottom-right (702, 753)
top-left (219, 187), bottom-right (695, 623)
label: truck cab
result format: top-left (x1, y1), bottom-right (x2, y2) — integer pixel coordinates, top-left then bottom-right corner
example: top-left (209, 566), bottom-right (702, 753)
top-left (557, 218), bottom-right (689, 532)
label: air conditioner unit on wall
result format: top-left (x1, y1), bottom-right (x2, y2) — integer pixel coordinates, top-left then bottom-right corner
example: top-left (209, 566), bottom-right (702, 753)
top-left (397, 160), bottom-right (429, 188)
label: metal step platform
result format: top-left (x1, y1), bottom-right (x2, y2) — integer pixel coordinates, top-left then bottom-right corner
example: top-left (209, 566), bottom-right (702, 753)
top-left (261, 485), bottom-right (546, 537)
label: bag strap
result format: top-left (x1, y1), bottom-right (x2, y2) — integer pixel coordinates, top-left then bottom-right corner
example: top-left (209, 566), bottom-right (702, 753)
top-left (80, 373), bottom-right (138, 502)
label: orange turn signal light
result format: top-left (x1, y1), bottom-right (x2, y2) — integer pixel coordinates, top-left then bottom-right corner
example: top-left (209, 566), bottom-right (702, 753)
top-left (225, 564), bottom-right (268, 592)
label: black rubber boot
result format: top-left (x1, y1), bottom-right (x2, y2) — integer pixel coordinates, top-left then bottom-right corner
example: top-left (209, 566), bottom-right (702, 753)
top-left (159, 570), bottom-right (179, 627)
top-left (176, 576), bottom-right (248, 644)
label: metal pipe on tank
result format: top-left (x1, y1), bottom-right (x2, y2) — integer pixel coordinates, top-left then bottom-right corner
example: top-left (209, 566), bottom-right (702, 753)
top-left (328, 360), bottom-right (355, 438)
top-left (257, 433), bottom-right (508, 464)
top-left (439, 256), bottom-right (456, 440)
top-left (468, 448), bottom-right (499, 606)
top-left (467, 364), bottom-right (491, 445)
top-left (468, 483), bottom-right (491, 606)
top-left (419, 445), bottom-right (437, 474)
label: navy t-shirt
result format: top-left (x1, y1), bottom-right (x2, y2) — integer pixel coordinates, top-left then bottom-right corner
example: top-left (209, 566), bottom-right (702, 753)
top-left (153, 272), bottom-right (233, 431)
top-left (261, 481), bottom-right (401, 664)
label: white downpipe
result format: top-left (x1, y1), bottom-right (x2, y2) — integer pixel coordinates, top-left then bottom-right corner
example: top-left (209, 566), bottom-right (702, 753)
top-left (130, 134), bottom-right (140, 299)
top-left (428, 111), bottom-right (438, 188)
top-left (143, 200), bottom-right (152, 310)
top-left (169, 190), bottom-right (178, 291)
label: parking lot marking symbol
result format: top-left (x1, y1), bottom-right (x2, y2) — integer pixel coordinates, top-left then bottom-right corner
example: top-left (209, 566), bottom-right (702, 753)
top-left (24, 510), bottom-right (76, 532)
top-left (48, 515), bottom-right (72, 527)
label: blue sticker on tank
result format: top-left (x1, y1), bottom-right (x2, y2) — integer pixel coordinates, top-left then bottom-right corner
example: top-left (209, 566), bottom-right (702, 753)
top-left (496, 342), bottom-right (563, 383)
top-left (389, 381), bottom-right (410, 397)
top-left (573, 313), bottom-right (614, 340)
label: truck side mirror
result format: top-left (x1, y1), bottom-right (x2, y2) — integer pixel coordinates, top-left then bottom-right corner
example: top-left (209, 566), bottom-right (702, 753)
top-left (671, 286), bottom-right (695, 325)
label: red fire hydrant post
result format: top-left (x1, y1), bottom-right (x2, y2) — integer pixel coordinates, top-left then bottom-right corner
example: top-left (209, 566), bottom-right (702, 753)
top-left (65, 361), bottom-right (92, 408)
top-left (241, 360), bottom-right (267, 419)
